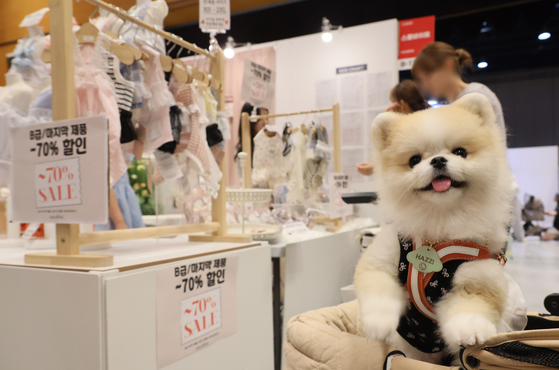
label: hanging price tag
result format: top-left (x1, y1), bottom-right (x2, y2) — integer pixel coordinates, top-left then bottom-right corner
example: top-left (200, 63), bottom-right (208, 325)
top-left (19, 8), bottom-right (49, 28)
top-left (199, 0), bottom-right (230, 32)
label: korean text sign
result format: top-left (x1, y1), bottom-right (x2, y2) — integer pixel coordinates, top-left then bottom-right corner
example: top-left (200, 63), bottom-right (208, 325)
top-left (199, 0), bottom-right (230, 32)
top-left (240, 59), bottom-right (275, 109)
top-left (10, 115), bottom-right (109, 224)
top-left (398, 15), bottom-right (435, 70)
top-left (328, 173), bottom-right (353, 219)
top-left (156, 256), bottom-right (238, 368)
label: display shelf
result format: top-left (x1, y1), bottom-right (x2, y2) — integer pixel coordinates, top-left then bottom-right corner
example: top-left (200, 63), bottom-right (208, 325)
top-left (0, 234), bottom-right (260, 272)
top-left (0, 240), bottom-right (274, 370)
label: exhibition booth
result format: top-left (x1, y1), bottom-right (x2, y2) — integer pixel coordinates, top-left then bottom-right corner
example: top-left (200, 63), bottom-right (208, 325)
top-left (0, 1), bottom-right (558, 370)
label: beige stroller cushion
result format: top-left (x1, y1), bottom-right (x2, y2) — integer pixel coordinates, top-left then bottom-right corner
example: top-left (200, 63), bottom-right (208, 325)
top-left (285, 300), bottom-right (559, 370)
top-left (284, 300), bottom-right (456, 370)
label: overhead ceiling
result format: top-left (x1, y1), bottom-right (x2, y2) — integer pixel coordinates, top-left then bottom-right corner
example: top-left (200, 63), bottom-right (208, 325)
top-left (170, 0), bottom-right (559, 74)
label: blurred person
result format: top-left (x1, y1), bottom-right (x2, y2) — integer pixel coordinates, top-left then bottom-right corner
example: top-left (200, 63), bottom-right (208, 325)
top-left (541, 193), bottom-right (559, 241)
top-left (357, 80), bottom-right (429, 176)
top-left (411, 41), bottom-right (505, 137)
top-left (235, 102), bottom-right (269, 164)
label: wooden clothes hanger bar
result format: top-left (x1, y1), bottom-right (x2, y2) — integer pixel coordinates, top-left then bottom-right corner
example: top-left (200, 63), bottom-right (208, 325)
top-left (81, 0), bottom-right (211, 58)
top-left (251, 107), bottom-right (334, 120)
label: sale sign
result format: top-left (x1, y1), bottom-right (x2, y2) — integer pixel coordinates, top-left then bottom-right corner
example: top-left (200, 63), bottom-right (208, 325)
top-left (199, 0), bottom-right (230, 32)
top-left (156, 256), bottom-right (238, 368)
top-left (328, 173), bottom-right (353, 219)
top-left (398, 15), bottom-right (435, 70)
top-left (10, 115), bottom-right (109, 224)
top-left (240, 59), bottom-right (275, 109)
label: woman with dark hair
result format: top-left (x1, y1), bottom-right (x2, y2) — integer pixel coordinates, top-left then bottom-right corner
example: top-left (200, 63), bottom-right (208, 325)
top-left (387, 79), bottom-right (430, 114)
top-left (357, 80), bottom-right (429, 176)
top-left (235, 102), bottom-right (269, 164)
top-left (411, 41), bottom-right (505, 136)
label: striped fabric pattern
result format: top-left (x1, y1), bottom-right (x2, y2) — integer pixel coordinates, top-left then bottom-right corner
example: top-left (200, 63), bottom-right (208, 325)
top-left (105, 54), bottom-right (135, 112)
top-left (173, 81), bottom-right (211, 175)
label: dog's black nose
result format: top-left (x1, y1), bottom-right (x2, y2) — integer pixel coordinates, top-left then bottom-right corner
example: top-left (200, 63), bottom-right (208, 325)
top-left (430, 156), bottom-right (447, 169)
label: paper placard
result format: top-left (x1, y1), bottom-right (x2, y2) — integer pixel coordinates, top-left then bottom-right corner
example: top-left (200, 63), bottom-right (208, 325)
top-left (199, 0), bottom-right (230, 32)
top-left (19, 8), bottom-right (49, 28)
top-left (283, 221), bottom-right (310, 236)
top-left (240, 59), bottom-right (275, 109)
top-left (156, 256), bottom-right (238, 368)
top-left (10, 116), bottom-right (109, 224)
top-left (328, 173), bottom-right (353, 219)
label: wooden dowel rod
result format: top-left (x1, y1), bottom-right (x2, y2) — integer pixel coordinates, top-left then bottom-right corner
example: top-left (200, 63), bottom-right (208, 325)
top-left (79, 223), bottom-right (220, 246)
top-left (209, 50), bottom-right (227, 236)
top-left (82, 0), bottom-right (211, 57)
top-left (251, 107), bottom-right (333, 120)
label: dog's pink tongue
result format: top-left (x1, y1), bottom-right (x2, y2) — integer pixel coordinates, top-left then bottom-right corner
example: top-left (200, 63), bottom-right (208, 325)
top-left (432, 177), bottom-right (451, 192)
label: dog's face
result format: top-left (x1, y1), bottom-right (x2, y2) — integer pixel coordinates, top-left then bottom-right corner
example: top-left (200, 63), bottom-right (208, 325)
top-left (372, 93), bottom-right (509, 227)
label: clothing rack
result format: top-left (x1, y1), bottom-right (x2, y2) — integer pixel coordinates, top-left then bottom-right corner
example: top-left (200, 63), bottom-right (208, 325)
top-left (241, 102), bottom-right (343, 231)
top-left (24, 0), bottom-right (250, 269)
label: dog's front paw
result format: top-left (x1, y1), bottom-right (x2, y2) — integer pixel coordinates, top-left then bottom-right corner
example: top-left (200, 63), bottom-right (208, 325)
top-left (359, 297), bottom-right (403, 341)
top-left (442, 313), bottom-right (497, 352)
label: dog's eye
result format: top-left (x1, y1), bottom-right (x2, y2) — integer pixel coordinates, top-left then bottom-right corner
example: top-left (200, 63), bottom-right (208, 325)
top-left (452, 147), bottom-right (467, 158)
top-left (409, 155), bottom-right (422, 168)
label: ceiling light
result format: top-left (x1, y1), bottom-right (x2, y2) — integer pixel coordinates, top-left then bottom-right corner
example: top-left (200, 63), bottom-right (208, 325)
top-left (538, 32), bottom-right (551, 40)
top-left (224, 36), bottom-right (235, 59)
top-left (477, 61), bottom-right (488, 69)
top-left (321, 17), bottom-right (341, 43)
top-left (428, 100), bottom-right (438, 105)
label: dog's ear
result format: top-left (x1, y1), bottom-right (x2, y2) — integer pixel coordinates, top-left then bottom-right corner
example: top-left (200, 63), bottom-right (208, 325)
top-left (371, 112), bottom-right (399, 150)
top-left (454, 92), bottom-right (495, 126)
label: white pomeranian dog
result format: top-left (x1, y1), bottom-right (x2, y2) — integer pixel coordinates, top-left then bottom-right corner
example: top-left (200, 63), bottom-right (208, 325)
top-left (354, 93), bottom-right (518, 364)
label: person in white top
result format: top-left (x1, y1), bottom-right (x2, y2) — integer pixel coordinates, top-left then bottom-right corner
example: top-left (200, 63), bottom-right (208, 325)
top-left (411, 42), bottom-right (506, 139)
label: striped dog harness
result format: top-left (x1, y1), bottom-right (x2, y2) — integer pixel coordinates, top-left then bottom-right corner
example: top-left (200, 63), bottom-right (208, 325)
top-left (396, 238), bottom-right (492, 353)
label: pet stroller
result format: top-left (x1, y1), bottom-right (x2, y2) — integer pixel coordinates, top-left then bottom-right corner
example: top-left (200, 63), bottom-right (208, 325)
top-left (284, 294), bottom-right (559, 369)
top-left (283, 192), bottom-right (559, 369)
top-left (522, 194), bottom-right (545, 236)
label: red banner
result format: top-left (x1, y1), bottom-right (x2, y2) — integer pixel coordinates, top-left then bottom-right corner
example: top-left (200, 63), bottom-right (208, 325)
top-left (398, 15), bottom-right (435, 69)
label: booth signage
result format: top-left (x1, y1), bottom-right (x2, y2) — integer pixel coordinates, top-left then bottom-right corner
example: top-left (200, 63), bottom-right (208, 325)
top-left (156, 256), bottom-right (238, 368)
top-left (398, 15), bottom-right (435, 70)
top-left (328, 173), bottom-right (353, 219)
top-left (199, 0), bottom-right (230, 32)
top-left (240, 59), bottom-right (275, 108)
top-left (336, 64), bottom-right (368, 75)
top-left (10, 115), bottom-right (109, 224)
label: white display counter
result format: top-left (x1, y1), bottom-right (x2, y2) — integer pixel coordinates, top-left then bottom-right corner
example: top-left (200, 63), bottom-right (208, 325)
top-left (269, 219), bottom-right (375, 369)
top-left (0, 236), bottom-right (274, 370)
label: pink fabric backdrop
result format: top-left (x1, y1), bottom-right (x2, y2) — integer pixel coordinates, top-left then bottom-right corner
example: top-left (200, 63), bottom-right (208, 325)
top-left (182, 46), bottom-right (276, 187)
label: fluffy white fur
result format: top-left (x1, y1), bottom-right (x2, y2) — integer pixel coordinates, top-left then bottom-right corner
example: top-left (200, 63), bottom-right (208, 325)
top-left (355, 93), bottom-right (513, 362)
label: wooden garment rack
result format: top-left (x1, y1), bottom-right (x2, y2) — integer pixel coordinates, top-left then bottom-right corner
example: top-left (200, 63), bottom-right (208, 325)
top-left (25, 0), bottom-right (250, 269)
top-left (241, 102), bottom-right (344, 231)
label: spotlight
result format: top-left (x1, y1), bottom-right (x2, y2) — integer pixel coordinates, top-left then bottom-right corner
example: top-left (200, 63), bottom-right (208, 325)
top-left (428, 100), bottom-right (438, 105)
top-left (224, 36), bottom-right (235, 59)
top-left (321, 17), bottom-right (341, 43)
top-left (538, 32), bottom-right (551, 40)
top-left (477, 61), bottom-right (488, 69)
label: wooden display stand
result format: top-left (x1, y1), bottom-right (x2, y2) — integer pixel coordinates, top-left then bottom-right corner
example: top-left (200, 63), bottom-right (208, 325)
top-left (242, 103), bottom-right (344, 232)
top-left (24, 0), bottom-right (250, 268)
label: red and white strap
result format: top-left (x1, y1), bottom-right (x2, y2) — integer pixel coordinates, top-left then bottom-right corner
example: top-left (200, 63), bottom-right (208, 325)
top-left (406, 240), bottom-right (492, 321)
